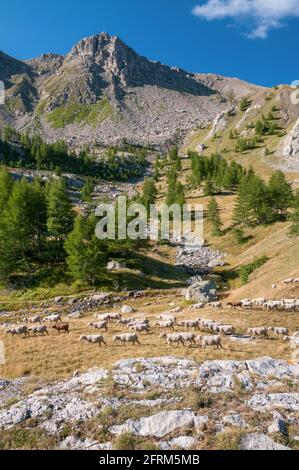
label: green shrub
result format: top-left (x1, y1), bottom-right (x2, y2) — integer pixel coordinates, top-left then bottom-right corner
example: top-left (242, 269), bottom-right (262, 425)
top-left (238, 256), bottom-right (269, 284)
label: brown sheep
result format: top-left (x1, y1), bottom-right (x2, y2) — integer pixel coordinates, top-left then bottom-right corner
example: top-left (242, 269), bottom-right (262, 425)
top-left (52, 323), bottom-right (69, 334)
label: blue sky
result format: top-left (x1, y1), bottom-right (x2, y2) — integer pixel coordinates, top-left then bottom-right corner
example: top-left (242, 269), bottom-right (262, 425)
top-left (1, 0), bottom-right (298, 86)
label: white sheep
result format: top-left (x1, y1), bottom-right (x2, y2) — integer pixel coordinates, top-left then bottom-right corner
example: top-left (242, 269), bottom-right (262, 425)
top-left (247, 327), bottom-right (268, 338)
top-left (282, 278), bottom-right (294, 284)
top-left (196, 335), bottom-right (223, 349)
top-left (5, 326), bottom-right (29, 338)
top-left (44, 314), bottom-right (61, 323)
top-left (217, 324), bottom-right (235, 336)
top-left (157, 314), bottom-right (176, 323)
top-left (94, 313), bottom-right (111, 322)
top-left (29, 325), bottom-right (49, 336)
top-left (112, 334), bottom-right (140, 345)
top-left (116, 318), bottom-right (133, 326)
top-left (206, 302), bottom-right (223, 309)
top-left (160, 333), bottom-right (185, 346)
top-left (177, 332), bottom-right (196, 344)
top-left (169, 306), bottom-right (181, 313)
top-left (154, 320), bottom-right (175, 330)
top-left (24, 315), bottom-right (42, 324)
top-left (80, 335), bottom-right (107, 347)
top-left (191, 303), bottom-right (205, 310)
top-left (108, 312), bottom-right (122, 322)
top-left (178, 319), bottom-right (200, 330)
top-left (87, 321), bottom-right (108, 332)
top-left (268, 326), bottom-right (289, 337)
top-left (129, 323), bottom-right (150, 333)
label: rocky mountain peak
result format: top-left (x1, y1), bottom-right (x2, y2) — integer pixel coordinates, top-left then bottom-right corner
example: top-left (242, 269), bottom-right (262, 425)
top-left (69, 32), bottom-right (122, 59)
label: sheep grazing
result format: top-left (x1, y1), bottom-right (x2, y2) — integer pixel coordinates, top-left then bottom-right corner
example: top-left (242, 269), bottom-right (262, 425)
top-left (160, 333), bottom-right (185, 346)
top-left (112, 334), bottom-right (140, 345)
top-left (191, 303), bottom-right (205, 310)
top-left (52, 323), bottom-right (69, 334)
top-left (169, 306), bottom-right (181, 313)
top-left (29, 325), bottom-right (49, 336)
top-left (247, 327), bottom-right (268, 339)
top-left (241, 301), bottom-right (253, 310)
top-left (217, 324), bottom-right (235, 336)
top-left (196, 335), bottom-right (223, 349)
top-left (154, 320), bottom-right (175, 330)
top-left (283, 336), bottom-right (291, 342)
top-left (206, 302), bottom-right (223, 309)
top-left (282, 278), bottom-right (295, 284)
top-left (116, 318), bottom-right (133, 326)
top-left (94, 313), bottom-right (111, 322)
top-left (44, 314), bottom-right (62, 323)
top-left (87, 321), bottom-right (108, 332)
top-left (24, 315), bottom-right (42, 324)
top-left (129, 323), bottom-right (150, 333)
top-left (5, 326), bottom-right (29, 338)
top-left (178, 319), bottom-right (199, 330)
top-left (268, 326), bottom-right (289, 337)
top-left (177, 332), bottom-right (196, 344)
top-left (108, 312), bottom-right (122, 322)
top-left (157, 314), bottom-right (176, 323)
top-left (80, 335), bottom-right (107, 347)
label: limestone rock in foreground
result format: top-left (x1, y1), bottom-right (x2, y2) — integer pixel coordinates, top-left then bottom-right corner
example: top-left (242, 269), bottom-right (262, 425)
top-left (239, 433), bottom-right (290, 451)
top-left (247, 393), bottom-right (299, 412)
top-left (222, 413), bottom-right (248, 429)
top-left (0, 368), bottom-right (107, 432)
top-left (59, 436), bottom-right (112, 450)
top-left (160, 436), bottom-right (198, 450)
top-left (113, 356), bottom-right (199, 390)
top-left (110, 410), bottom-right (208, 438)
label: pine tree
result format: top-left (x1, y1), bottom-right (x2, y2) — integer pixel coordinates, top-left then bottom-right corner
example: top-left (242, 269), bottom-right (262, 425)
top-left (175, 182), bottom-right (186, 207)
top-left (82, 178), bottom-right (94, 203)
top-left (207, 197), bottom-right (222, 236)
top-left (255, 120), bottom-right (264, 136)
top-left (65, 214), bottom-right (108, 284)
top-left (0, 167), bottom-right (13, 214)
top-left (204, 178), bottom-right (214, 196)
top-left (0, 178), bottom-right (45, 277)
top-left (268, 170), bottom-right (293, 219)
top-left (47, 179), bottom-right (74, 257)
top-left (168, 146), bottom-right (179, 161)
top-left (141, 177), bottom-right (157, 213)
top-left (166, 170), bottom-right (177, 206)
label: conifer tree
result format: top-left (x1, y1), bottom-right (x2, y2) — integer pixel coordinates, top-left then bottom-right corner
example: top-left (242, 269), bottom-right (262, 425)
top-left (141, 177), bottom-right (157, 213)
top-left (47, 179), bottom-right (74, 257)
top-left (65, 214), bottom-right (107, 284)
top-left (207, 197), bottom-right (222, 236)
top-left (0, 167), bottom-right (13, 214)
top-left (268, 170), bottom-right (293, 219)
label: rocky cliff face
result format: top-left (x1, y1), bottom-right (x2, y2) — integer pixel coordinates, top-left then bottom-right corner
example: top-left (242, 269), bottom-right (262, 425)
top-left (0, 32), bottom-right (259, 149)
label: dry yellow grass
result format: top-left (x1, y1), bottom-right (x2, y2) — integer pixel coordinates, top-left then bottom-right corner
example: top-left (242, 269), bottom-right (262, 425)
top-left (1, 295), bottom-right (298, 382)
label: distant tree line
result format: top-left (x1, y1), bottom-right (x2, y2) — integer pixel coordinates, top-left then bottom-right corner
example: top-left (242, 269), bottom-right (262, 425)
top-left (0, 126), bottom-right (148, 181)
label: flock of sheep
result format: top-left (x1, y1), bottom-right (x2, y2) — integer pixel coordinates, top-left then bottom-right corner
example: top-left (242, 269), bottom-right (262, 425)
top-left (3, 296), bottom-right (298, 350)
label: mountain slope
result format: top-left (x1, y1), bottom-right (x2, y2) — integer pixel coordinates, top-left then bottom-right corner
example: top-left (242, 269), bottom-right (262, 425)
top-left (0, 32), bottom-right (261, 149)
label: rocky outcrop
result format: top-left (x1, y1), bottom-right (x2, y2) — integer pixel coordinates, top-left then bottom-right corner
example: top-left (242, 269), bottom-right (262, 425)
top-left (183, 277), bottom-right (218, 303)
top-left (239, 433), bottom-right (289, 451)
top-left (0, 356), bottom-right (298, 450)
top-left (248, 393), bottom-right (299, 412)
top-left (283, 118), bottom-right (299, 170)
top-left (110, 410), bottom-right (207, 438)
